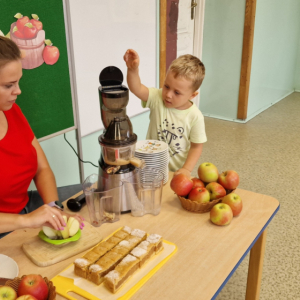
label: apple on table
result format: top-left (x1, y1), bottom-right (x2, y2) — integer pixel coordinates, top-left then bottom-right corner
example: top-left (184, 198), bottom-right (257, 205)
top-left (205, 182), bottom-right (226, 200)
top-left (0, 286), bottom-right (17, 300)
top-left (170, 173), bottom-right (193, 197)
top-left (218, 170), bottom-right (240, 190)
top-left (191, 177), bottom-right (205, 188)
top-left (188, 187), bottom-right (210, 203)
top-left (210, 203), bottom-right (233, 226)
top-left (198, 162), bottom-right (219, 183)
top-left (222, 193), bottom-right (243, 216)
top-left (17, 275), bottom-right (48, 300)
top-left (17, 296), bottom-right (38, 300)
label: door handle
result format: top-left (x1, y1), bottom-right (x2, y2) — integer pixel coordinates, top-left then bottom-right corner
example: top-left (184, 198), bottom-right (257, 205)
top-left (191, 0), bottom-right (197, 20)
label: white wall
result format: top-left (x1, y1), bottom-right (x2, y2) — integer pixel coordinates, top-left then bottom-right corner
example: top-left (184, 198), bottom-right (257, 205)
top-left (248, 0), bottom-right (300, 119)
top-left (29, 110), bottom-right (150, 190)
top-left (199, 0), bottom-right (245, 121)
top-left (67, 0), bottom-right (157, 137)
top-left (29, 0), bottom-right (300, 190)
top-left (294, 33), bottom-right (300, 92)
top-left (199, 0), bottom-right (300, 122)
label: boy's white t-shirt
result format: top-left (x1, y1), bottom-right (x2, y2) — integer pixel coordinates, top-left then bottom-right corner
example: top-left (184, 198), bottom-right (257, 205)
top-left (143, 88), bottom-right (207, 172)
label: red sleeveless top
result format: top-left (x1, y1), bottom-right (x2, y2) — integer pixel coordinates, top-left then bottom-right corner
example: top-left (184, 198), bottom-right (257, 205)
top-left (0, 104), bottom-right (37, 213)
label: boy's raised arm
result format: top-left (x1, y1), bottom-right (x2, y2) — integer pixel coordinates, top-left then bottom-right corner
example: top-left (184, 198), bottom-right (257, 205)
top-left (123, 49), bottom-right (149, 102)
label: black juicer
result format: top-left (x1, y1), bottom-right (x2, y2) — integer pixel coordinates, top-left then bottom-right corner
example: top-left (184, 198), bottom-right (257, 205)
top-left (98, 66), bottom-right (143, 213)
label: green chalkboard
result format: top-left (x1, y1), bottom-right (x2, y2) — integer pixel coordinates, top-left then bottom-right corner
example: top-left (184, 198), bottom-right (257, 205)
top-left (0, 0), bottom-right (74, 139)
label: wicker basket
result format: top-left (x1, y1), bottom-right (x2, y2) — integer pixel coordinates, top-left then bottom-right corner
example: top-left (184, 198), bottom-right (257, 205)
top-left (178, 189), bottom-right (235, 213)
top-left (3, 276), bottom-right (56, 300)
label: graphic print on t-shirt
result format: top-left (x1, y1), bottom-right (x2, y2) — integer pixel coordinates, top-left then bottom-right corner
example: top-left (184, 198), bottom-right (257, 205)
top-left (157, 118), bottom-right (184, 157)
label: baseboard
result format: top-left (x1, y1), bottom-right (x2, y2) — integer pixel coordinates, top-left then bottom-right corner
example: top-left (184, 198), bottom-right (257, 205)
top-left (203, 90), bottom-right (295, 124)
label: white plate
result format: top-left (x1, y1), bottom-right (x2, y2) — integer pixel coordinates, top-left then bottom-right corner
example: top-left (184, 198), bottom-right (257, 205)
top-left (0, 254), bottom-right (19, 279)
top-left (135, 150), bottom-right (169, 157)
top-left (135, 152), bottom-right (169, 158)
top-left (138, 159), bottom-right (169, 164)
top-left (136, 140), bottom-right (168, 154)
top-left (135, 155), bottom-right (169, 160)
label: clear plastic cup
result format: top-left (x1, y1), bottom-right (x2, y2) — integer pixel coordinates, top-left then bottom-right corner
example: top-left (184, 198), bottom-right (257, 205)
top-left (123, 167), bottom-right (164, 217)
top-left (82, 174), bottom-right (123, 227)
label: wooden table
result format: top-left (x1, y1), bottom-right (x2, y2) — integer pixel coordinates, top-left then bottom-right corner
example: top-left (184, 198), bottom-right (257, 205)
top-left (0, 175), bottom-right (279, 300)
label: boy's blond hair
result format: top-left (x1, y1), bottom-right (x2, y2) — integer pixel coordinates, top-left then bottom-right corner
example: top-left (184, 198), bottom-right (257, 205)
top-left (168, 54), bottom-right (205, 91)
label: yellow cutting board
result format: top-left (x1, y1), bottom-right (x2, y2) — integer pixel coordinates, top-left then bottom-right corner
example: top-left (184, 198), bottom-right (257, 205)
top-left (22, 222), bottom-right (102, 267)
top-left (51, 239), bottom-right (177, 300)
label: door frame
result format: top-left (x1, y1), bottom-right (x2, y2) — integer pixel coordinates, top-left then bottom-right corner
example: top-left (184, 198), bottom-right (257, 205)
top-left (159, 0), bottom-right (206, 107)
top-left (160, 0), bottom-right (256, 120)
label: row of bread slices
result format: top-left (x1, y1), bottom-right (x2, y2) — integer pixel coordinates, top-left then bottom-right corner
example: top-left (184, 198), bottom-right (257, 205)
top-left (74, 226), bottom-right (163, 293)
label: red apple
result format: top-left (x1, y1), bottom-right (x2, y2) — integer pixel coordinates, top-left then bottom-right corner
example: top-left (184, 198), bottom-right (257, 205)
top-left (218, 170), bottom-right (240, 190)
top-left (16, 16), bottom-right (29, 32)
top-left (198, 162), bottom-right (219, 183)
top-left (13, 30), bottom-right (25, 39)
top-left (206, 182), bottom-right (226, 200)
top-left (43, 40), bottom-right (60, 65)
top-left (210, 203), bottom-right (233, 226)
top-left (222, 193), bottom-right (243, 217)
top-left (30, 20), bottom-right (42, 31)
top-left (170, 173), bottom-right (193, 196)
top-left (17, 296), bottom-right (38, 300)
top-left (0, 286), bottom-right (17, 300)
top-left (191, 177), bottom-right (205, 188)
top-left (188, 187), bottom-right (210, 203)
top-left (17, 275), bottom-right (48, 300)
top-left (23, 23), bottom-right (37, 39)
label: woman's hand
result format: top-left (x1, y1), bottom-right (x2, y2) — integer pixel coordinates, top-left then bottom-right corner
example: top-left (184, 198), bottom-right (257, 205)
top-left (61, 211), bottom-right (85, 231)
top-left (24, 204), bottom-right (67, 230)
top-left (123, 49), bottom-right (140, 70)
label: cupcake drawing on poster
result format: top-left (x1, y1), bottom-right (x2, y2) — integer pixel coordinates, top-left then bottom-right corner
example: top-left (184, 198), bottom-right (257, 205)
top-left (8, 13), bottom-right (60, 69)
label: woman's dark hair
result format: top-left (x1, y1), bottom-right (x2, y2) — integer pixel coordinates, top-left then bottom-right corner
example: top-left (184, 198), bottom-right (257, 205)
top-left (0, 36), bottom-right (21, 70)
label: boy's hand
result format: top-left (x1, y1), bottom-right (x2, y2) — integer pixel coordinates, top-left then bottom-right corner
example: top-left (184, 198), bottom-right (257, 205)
top-left (174, 168), bottom-right (191, 178)
top-left (124, 49), bottom-right (140, 70)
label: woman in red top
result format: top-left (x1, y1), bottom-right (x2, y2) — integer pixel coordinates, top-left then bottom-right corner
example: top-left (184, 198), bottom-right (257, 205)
top-left (0, 36), bottom-right (84, 237)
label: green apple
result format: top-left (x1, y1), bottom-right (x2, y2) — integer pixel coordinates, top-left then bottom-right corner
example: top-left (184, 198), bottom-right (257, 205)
top-left (0, 286), bottom-right (17, 300)
top-left (198, 162), bottom-right (219, 183)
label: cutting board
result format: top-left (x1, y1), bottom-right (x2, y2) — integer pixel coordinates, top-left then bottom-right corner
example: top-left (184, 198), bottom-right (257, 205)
top-left (22, 222), bottom-right (102, 267)
top-left (52, 240), bottom-right (177, 300)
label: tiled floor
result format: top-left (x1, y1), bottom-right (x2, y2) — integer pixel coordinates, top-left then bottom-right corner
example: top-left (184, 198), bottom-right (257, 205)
top-left (192, 92), bottom-right (300, 300)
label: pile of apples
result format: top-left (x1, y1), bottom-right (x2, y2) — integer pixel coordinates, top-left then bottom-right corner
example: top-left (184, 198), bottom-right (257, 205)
top-left (42, 216), bottom-right (80, 240)
top-left (0, 274), bottom-right (48, 300)
top-left (170, 162), bottom-right (242, 226)
top-left (12, 13), bottom-right (60, 65)
top-left (12, 13), bottom-right (43, 40)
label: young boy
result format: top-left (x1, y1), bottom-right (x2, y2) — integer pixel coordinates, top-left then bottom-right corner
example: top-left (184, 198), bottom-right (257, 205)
top-left (123, 49), bottom-right (207, 178)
